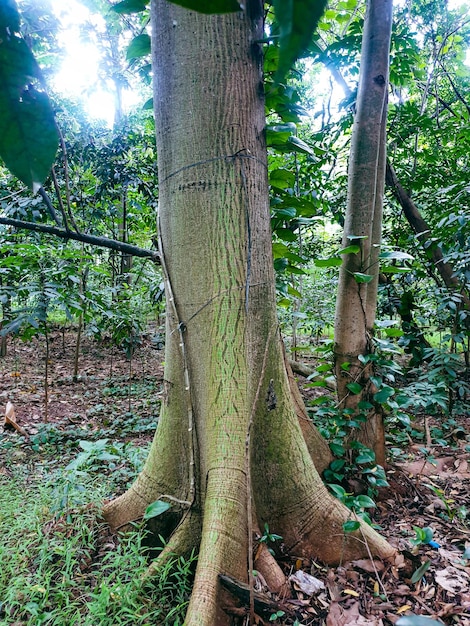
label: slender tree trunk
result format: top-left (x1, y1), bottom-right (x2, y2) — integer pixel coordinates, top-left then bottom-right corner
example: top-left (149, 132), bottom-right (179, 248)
top-left (0, 270), bottom-right (11, 358)
top-left (103, 4), bottom-right (394, 624)
top-left (334, 0), bottom-right (392, 468)
top-left (0, 295), bottom-right (10, 358)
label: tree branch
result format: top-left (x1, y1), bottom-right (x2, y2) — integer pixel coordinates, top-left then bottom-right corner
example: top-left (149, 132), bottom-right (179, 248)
top-left (385, 160), bottom-right (470, 311)
top-left (38, 187), bottom-right (62, 226)
top-left (0, 216), bottom-right (160, 263)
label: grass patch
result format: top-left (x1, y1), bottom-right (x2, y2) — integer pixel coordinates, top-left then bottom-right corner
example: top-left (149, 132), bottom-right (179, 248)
top-left (0, 455), bottom-right (195, 625)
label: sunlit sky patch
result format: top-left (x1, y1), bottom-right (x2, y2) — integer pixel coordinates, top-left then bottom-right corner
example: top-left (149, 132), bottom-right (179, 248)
top-left (48, 0), bottom-right (141, 127)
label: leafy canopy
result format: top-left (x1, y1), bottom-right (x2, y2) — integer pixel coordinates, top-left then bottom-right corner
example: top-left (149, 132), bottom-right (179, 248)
top-left (113, 0), bottom-right (328, 82)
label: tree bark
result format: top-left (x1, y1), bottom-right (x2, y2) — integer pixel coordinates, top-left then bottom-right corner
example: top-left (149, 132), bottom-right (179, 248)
top-left (334, 0), bottom-right (392, 468)
top-left (103, 3), bottom-right (394, 624)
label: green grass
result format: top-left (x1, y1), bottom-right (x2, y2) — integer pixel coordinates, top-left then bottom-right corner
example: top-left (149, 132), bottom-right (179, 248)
top-left (0, 455), bottom-right (195, 625)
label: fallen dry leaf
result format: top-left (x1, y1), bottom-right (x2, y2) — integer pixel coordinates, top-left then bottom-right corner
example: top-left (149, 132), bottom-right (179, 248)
top-left (352, 559), bottom-right (385, 573)
top-left (3, 401), bottom-right (29, 437)
top-left (434, 566), bottom-right (470, 594)
top-left (3, 401), bottom-right (29, 438)
top-left (289, 570), bottom-right (325, 596)
top-left (327, 600), bottom-right (384, 625)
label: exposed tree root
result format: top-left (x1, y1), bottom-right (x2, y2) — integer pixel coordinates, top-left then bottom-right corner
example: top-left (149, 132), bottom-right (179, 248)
top-left (284, 346), bottom-right (333, 475)
top-left (253, 542), bottom-right (289, 596)
top-left (219, 574), bottom-right (293, 622)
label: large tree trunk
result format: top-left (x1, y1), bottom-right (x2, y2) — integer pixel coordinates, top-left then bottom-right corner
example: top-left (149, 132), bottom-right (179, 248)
top-left (333, 0), bottom-right (392, 468)
top-left (103, 3), bottom-right (394, 624)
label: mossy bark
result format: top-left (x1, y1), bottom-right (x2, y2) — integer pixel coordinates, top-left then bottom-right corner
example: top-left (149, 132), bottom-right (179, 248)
top-left (103, 3), bottom-right (395, 625)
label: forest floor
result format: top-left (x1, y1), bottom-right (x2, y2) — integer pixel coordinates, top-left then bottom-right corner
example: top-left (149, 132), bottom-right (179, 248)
top-left (0, 329), bottom-right (469, 626)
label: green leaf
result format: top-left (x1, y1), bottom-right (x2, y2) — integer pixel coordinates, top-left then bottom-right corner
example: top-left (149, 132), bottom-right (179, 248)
top-left (267, 122), bottom-right (297, 134)
top-left (273, 0), bottom-right (328, 82)
top-left (0, 88), bottom-right (58, 191)
top-left (0, 0), bottom-right (20, 32)
top-left (328, 483), bottom-right (347, 499)
top-left (339, 245), bottom-right (360, 255)
top-left (343, 520), bottom-right (360, 532)
top-left (272, 242), bottom-right (290, 258)
top-left (287, 285), bottom-right (302, 298)
top-left (370, 376), bottom-right (382, 389)
top-left (379, 250), bottom-right (414, 261)
top-left (143, 500), bottom-right (171, 520)
top-left (126, 34), bottom-right (151, 60)
top-left (330, 459), bottom-right (346, 471)
top-left (373, 386), bottom-right (394, 403)
top-left (355, 449), bottom-right (376, 464)
top-left (273, 207), bottom-right (297, 219)
top-left (111, 0), bottom-right (148, 13)
top-left (314, 257), bottom-right (342, 267)
top-left (0, 33), bottom-right (58, 190)
top-left (381, 265), bottom-right (412, 274)
top-left (167, 0), bottom-right (241, 13)
top-left (346, 382), bottom-right (362, 394)
top-left (270, 168), bottom-right (295, 189)
top-left (410, 560), bottom-right (431, 584)
top-left (353, 272), bottom-right (373, 283)
top-left (275, 227), bottom-right (297, 242)
top-left (354, 495), bottom-right (376, 508)
top-left (274, 257), bottom-right (288, 272)
top-left (384, 328), bottom-right (403, 337)
top-left (287, 135), bottom-right (314, 155)
top-left (330, 442), bottom-right (345, 456)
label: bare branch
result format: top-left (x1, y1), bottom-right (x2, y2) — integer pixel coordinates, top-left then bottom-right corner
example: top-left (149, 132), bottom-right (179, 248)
top-left (0, 216), bottom-right (160, 262)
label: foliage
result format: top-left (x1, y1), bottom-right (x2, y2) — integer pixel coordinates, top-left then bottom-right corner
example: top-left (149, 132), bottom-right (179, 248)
top-left (0, 0), bottom-right (58, 189)
top-left (0, 472), bottom-right (195, 625)
top-left (259, 522), bottom-right (283, 556)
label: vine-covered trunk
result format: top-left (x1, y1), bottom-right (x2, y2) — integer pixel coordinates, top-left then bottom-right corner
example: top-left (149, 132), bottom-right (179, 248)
top-left (334, 0), bottom-right (392, 468)
top-left (103, 3), bottom-right (394, 624)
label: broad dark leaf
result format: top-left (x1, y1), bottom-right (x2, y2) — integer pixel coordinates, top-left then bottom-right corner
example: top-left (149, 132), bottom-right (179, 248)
top-left (111, 0), bottom-right (148, 14)
top-left (0, 0), bottom-right (20, 32)
top-left (167, 0), bottom-right (241, 13)
top-left (410, 560), bottom-right (431, 584)
top-left (143, 500), bottom-right (172, 520)
top-left (314, 257), bottom-right (342, 267)
top-left (0, 35), bottom-right (58, 190)
top-left (142, 97), bottom-right (154, 110)
top-left (126, 34), bottom-right (151, 60)
top-left (353, 272), bottom-right (373, 283)
top-left (273, 0), bottom-right (328, 82)
top-left (347, 381), bottom-right (363, 394)
top-left (373, 386), bottom-right (394, 403)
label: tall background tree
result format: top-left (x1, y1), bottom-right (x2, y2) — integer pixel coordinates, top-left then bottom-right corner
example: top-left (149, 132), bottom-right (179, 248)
top-left (333, 0), bottom-right (393, 467)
